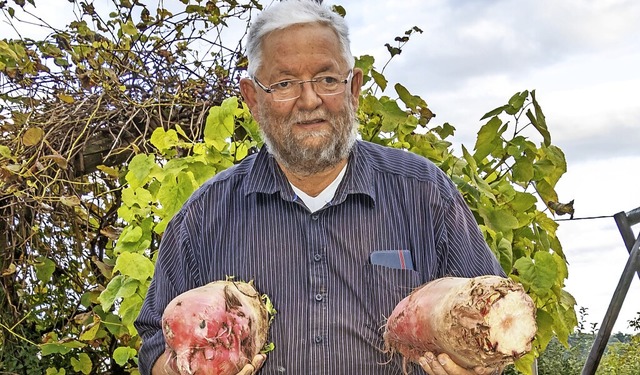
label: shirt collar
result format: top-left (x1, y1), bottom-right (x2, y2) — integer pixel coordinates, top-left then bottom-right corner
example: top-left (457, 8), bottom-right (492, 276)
top-left (243, 141), bottom-right (377, 204)
top-left (336, 141), bottom-right (377, 203)
top-left (243, 146), bottom-right (292, 198)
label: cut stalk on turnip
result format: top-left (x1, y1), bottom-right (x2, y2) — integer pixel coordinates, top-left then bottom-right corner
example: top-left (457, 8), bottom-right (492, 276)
top-left (383, 275), bottom-right (537, 371)
top-left (162, 280), bottom-right (275, 375)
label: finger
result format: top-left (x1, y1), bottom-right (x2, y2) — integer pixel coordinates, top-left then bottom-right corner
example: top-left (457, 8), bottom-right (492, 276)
top-left (236, 363), bottom-right (255, 375)
top-left (435, 353), bottom-right (480, 375)
top-left (417, 352), bottom-right (447, 375)
top-left (418, 356), bottom-right (435, 375)
top-left (251, 353), bottom-right (266, 369)
top-left (236, 354), bottom-right (267, 375)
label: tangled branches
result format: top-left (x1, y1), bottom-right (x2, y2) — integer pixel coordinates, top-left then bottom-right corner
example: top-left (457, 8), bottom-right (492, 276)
top-left (0, 1), bottom-right (260, 372)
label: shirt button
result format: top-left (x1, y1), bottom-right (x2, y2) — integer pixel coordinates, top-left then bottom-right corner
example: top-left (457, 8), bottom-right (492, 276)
top-left (311, 214), bottom-right (319, 221)
top-left (314, 335), bottom-right (323, 343)
top-left (315, 293), bottom-right (323, 301)
top-left (313, 254), bottom-right (322, 262)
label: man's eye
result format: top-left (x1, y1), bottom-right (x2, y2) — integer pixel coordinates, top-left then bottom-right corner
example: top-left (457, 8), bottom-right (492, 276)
top-left (273, 81), bottom-right (293, 89)
top-left (319, 76), bottom-right (339, 84)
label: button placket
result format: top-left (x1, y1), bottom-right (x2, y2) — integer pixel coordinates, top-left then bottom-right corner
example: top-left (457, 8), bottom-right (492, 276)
top-left (308, 213), bottom-right (327, 353)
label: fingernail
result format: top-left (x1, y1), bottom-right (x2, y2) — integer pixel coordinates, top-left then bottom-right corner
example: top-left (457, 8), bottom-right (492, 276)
top-left (438, 354), bottom-right (447, 366)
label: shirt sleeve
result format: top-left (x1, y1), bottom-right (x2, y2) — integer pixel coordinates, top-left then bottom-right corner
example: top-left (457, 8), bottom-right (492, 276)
top-left (440, 186), bottom-right (506, 278)
top-left (134, 210), bottom-right (193, 375)
top-left (134, 276), bottom-right (170, 375)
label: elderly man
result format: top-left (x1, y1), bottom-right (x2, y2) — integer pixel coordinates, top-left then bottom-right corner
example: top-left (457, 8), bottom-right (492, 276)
top-left (135, 1), bottom-right (505, 374)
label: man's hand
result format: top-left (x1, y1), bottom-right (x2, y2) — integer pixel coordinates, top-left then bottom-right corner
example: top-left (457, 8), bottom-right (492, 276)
top-left (152, 350), bottom-right (266, 375)
top-left (418, 352), bottom-right (502, 375)
top-left (151, 350), bottom-right (179, 375)
top-left (236, 354), bottom-right (266, 375)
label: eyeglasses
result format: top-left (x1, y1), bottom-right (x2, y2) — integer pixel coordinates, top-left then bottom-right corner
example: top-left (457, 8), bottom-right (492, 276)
top-left (253, 70), bottom-right (353, 102)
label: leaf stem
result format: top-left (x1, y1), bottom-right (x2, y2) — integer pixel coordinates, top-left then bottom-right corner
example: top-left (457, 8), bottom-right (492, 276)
top-left (0, 313), bottom-right (39, 346)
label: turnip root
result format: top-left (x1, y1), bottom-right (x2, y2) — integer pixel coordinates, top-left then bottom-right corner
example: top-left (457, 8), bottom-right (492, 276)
top-left (162, 280), bottom-right (274, 375)
top-left (383, 275), bottom-right (537, 371)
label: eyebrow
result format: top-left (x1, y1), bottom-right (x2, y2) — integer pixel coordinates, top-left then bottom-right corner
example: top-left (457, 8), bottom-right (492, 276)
top-left (272, 65), bottom-right (341, 79)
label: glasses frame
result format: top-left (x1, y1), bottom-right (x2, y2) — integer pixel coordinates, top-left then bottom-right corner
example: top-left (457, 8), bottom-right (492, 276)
top-left (252, 70), bottom-right (353, 102)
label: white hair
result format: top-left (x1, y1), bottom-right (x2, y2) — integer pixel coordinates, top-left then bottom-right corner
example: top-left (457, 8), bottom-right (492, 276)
top-left (245, 0), bottom-right (354, 77)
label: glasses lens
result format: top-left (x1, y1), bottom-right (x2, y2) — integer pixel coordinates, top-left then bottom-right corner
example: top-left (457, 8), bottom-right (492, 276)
top-left (270, 81), bottom-right (297, 100)
top-left (269, 73), bottom-right (349, 101)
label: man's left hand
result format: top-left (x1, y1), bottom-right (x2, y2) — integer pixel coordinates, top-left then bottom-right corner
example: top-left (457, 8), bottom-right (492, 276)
top-left (418, 352), bottom-right (501, 375)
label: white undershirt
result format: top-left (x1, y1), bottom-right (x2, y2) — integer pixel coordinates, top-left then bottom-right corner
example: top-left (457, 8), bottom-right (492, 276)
top-left (290, 163), bottom-right (348, 213)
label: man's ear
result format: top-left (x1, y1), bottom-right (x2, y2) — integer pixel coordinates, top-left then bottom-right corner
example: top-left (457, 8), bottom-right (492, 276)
top-left (239, 77), bottom-right (259, 112)
top-left (349, 68), bottom-right (364, 108)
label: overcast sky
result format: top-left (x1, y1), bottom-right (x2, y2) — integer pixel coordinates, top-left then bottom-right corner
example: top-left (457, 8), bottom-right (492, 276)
top-left (2, 0), bottom-right (639, 334)
top-left (337, 0), bottom-right (640, 333)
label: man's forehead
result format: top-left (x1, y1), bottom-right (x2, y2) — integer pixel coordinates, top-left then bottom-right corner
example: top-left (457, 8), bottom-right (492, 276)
top-left (258, 25), bottom-right (346, 77)
top-left (267, 60), bottom-right (342, 75)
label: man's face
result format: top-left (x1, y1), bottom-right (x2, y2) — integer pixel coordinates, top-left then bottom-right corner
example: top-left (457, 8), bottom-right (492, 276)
top-left (243, 23), bottom-right (362, 176)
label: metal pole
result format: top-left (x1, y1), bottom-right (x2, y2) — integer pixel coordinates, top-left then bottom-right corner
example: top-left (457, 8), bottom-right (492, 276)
top-left (614, 207), bottom-right (640, 252)
top-left (581, 234), bottom-right (640, 375)
top-left (614, 208), bottom-right (640, 281)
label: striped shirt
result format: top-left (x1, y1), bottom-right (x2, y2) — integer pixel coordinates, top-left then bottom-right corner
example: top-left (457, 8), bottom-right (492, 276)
top-left (134, 140), bottom-right (505, 375)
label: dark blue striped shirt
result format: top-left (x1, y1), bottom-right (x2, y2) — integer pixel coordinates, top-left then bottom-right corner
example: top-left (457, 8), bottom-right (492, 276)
top-left (135, 140), bottom-right (505, 374)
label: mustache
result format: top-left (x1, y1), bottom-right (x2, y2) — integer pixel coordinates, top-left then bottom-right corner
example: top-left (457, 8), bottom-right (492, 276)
top-left (287, 110), bottom-right (331, 125)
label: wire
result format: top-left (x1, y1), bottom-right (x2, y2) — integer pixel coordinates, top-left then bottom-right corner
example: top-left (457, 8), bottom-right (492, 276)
top-left (555, 215), bottom-right (613, 222)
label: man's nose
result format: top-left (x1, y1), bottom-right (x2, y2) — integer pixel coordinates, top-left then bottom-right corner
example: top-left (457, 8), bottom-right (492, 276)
top-left (296, 81), bottom-right (323, 109)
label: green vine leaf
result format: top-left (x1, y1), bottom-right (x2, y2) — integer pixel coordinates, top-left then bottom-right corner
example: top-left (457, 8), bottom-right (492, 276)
top-left (150, 128), bottom-right (180, 156)
top-left (99, 275), bottom-right (140, 311)
top-left (113, 347), bottom-right (137, 366)
top-left (118, 293), bottom-right (144, 334)
top-left (527, 90), bottom-right (551, 146)
top-left (371, 69), bottom-right (387, 91)
top-left (126, 154), bottom-right (158, 190)
top-left (512, 156), bottom-right (535, 183)
top-left (506, 90), bottom-right (528, 115)
top-left (121, 20), bottom-right (138, 36)
top-left (514, 251), bottom-right (558, 298)
top-left (156, 171), bottom-right (196, 231)
top-left (395, 83), bottom-right (427, 111)
top-left (204, 97), bottom-right (239, 151)
top-left (113, 252), bottom-right (154, 281)
top-left (40, 340), bottom-right (86, 356)
top-left (474, 116), bottom-right (503, 162)
top-left (34, 256), bottom-right (56, 283)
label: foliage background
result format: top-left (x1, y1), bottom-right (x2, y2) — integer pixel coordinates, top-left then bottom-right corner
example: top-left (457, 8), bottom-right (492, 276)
top-left (1, 1), bottom-right (635, 374)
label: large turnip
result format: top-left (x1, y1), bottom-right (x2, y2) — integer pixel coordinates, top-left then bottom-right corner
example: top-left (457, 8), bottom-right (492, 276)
top-left (162, 280), bottom-right (274, 375)
top-left (383, 275), bottom-right (537, 371)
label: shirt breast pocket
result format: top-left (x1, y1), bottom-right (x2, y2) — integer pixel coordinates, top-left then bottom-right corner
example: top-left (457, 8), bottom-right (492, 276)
top-left (364, 264), bottom-right (422, 327)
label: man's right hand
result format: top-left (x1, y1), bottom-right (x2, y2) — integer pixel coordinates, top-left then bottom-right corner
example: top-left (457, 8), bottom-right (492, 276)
top-left (236, 354), bottom-right (266, 375)
top-left (151, 349), bottom-right (179, 375)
